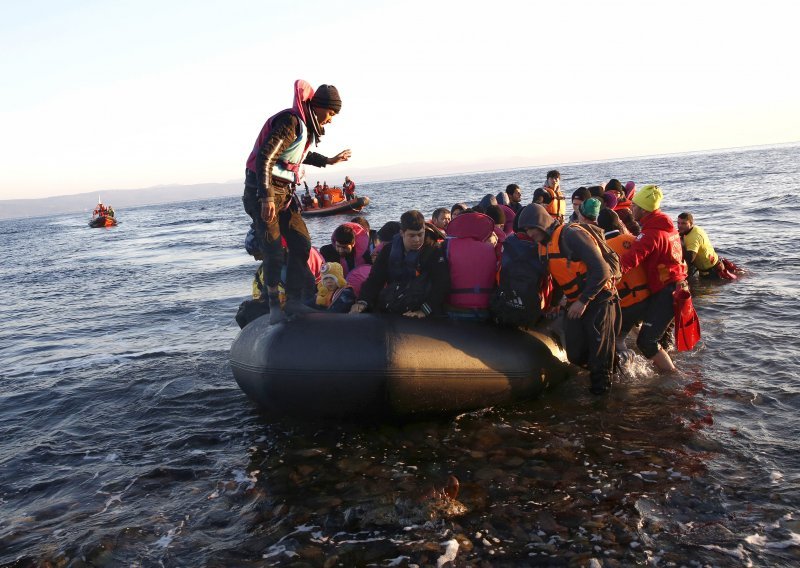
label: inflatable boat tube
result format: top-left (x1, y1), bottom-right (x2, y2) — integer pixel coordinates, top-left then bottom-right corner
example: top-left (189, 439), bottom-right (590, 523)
top-left (301, 196), bottom-right (370, 217)
top-left (230, 313), bottom-right (569, 419)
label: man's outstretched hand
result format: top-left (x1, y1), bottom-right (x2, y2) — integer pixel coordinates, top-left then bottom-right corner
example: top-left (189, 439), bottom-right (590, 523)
top-left (328, 149), bottom-right (352, 165)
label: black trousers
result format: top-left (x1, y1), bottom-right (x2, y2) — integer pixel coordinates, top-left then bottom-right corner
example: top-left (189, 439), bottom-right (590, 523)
top-left (242, 173), bottom-right (312, 300)
top-left (564, 290), bottom-right (619, 392)
top-left (636, 282), bottom-right (677, 358)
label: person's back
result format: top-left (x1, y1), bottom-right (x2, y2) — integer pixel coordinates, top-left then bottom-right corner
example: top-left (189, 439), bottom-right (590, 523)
top-left (529, 201), bottom-right (617, 394)
top-left (623, 207), bottom-right (685, 294)
top-left (490, 230), bottom-right (547, 328)
top-left (621, 185), bottom-right (691, 372)
top-left (443, 212), bottom-right (498, 317)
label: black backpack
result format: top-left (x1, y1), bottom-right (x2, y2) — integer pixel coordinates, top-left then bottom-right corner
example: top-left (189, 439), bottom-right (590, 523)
top-left (490, 234), bottom-right (545, 328)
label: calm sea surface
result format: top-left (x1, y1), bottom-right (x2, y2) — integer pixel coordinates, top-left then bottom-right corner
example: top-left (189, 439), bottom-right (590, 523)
top-left (1, 145), bottom-right (799, 567)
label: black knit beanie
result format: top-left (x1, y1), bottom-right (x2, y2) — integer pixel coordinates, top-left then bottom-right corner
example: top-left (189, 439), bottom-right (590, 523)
top-left (311, 84), bottom-right (342, 113)
top-left (571, 187), bottom-right (591, 202)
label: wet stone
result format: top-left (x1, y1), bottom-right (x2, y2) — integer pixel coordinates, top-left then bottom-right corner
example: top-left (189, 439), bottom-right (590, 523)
top-left (200, 510), bottom-right (231, 528)
top-left (336, 457), bottom-right (372, 474)
top-left (454, 533), bottom-right (474, 553)
top-left (297, 544), bottom-right (325, 563)
top-left (535, 511), bottom-right (566, 534)
top-left (472, 429), bottom-right (504, 451)
top-left (521, 465), bottom-right (560, 481)
top-left (474, 467), bottom-right (504, 481)
top-left (296, 464), bottom-right (315, 477)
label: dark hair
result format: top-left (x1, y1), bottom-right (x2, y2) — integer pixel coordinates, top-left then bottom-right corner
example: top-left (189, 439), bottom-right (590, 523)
top-left (546, 170), bottom-right (561, 180)
top-left (333, 224), bottom-right (356, 245)
top-left (432, 207), bottom-right (449, 221)
top-left (485, 204), bottom-right (506, 226)
top-left (678, 212), bottom-right (694, 223)
top-left (400, 210), bottom-right (425, 231)
top-left (505, 183), bottom-right (521, 196)
top-left (377, 221), bottom-right (401, 242)
top-left (350, 216), bottom-right (370, 230)
top-left (571, 187), bottom-right (591, 202)
top-left (587, 185), bottom-right (604, 198)
top-left (606, 179), bottom-right (624, 195)
top-left (478, 193), bottom-right (497, 210)
top-left (451, 202), bottom-right (468, 215)
top-left (597, 208), bottom-right (625, 234)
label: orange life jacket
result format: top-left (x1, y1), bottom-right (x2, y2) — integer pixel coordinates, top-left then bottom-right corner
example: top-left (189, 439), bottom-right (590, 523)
top-left (606, 233), bottom-right (650, 308)
top-left (538, 224), bottom-right (612, 302)
top-left (542, 187), bottom-right (566, 219)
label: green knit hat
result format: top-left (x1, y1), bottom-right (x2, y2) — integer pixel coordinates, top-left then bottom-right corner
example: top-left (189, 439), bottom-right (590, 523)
top-left (579, 197), bottom-right (602, 220)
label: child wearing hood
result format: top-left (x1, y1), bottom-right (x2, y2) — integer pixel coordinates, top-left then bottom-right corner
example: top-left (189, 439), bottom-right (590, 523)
top-left (315, 262), bottom-right (357, 313)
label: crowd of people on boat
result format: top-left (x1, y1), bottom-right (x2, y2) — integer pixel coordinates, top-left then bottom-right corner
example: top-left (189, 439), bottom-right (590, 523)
top-left (238, 79), bottom-right (740, 394)
top-left (241, 170), bottom-right (741, 395)
top-left (92, 202), bottom-right (115, 218)
top-left (300, 177), bottom-right (359, 209)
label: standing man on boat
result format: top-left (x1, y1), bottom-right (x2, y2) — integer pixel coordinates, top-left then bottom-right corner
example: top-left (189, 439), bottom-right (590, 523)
top-left (242, 80), bottom-right (351, 323)
top-left (532, 170), bottom-right (567, 223)
top-left (343, 176), bottom-right (356, 200)
top-left (518, 203), bottom-right (619, 395)
top-left (620, 185), bottom-right (688, 372)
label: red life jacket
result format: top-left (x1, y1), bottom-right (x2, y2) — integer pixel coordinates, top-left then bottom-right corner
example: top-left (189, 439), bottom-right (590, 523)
top-left (308, 246), bottom-right (324, 283)
top-left (499, 204), bottom-right (516, 235)
top-left (245, 80), bottom-right (315, 176)
top-left (444, 213), bottom-right (498, 310)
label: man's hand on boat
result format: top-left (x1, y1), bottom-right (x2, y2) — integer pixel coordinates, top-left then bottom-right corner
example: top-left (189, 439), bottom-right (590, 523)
top-left (350, 300), bottom-right (366, 314)
top-left (327, 149), bottom-right (352, 165)
top-left (403, 310), bottom-right (426, 318)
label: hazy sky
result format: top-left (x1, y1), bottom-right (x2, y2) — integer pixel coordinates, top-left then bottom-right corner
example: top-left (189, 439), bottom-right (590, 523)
top-left (1, 0), bottom-right (798, 200)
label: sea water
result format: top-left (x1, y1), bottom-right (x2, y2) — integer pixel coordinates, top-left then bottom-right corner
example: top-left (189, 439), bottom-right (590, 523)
top-left (1, 144), bottom-right (799, 566)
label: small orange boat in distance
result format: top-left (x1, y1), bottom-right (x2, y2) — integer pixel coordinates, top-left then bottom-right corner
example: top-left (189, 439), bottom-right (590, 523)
top-left (88, 200), bottom-right (118, 228)
top-left (301, 185), bottom-right (369, 217)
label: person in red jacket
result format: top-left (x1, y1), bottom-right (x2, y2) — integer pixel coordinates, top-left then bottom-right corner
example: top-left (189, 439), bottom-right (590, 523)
top-left (620, 184), bottom-right (688, 372)
top-left (343, 176), bottom-right (356, 199)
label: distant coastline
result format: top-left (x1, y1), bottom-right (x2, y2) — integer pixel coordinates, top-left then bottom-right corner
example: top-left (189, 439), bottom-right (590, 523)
top-left (1, 141), bottom-right (797, 220)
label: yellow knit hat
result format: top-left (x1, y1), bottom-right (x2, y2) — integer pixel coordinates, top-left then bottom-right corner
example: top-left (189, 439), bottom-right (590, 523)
top-left (632, 184), bottom-right (663, 212)
top-left (320, 262), bottom-right (346, 288)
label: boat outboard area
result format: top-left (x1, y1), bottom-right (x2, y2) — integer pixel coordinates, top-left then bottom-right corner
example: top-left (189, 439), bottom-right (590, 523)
top-left (229, 313), bottom-right (569, 420)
